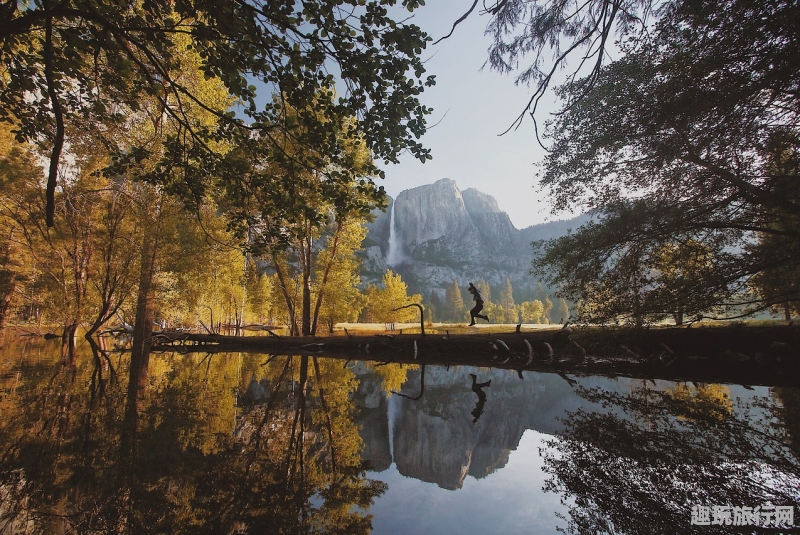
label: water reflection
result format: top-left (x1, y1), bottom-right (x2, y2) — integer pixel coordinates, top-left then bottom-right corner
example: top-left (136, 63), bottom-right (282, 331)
top-left (0, 334), bottom-right (798, 534)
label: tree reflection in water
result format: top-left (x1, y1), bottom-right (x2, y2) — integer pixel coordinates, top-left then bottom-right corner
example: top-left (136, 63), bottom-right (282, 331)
top-left (542, 381), bottom-right (800, 534)
top-left (0, 340), bottom-right (384, 533)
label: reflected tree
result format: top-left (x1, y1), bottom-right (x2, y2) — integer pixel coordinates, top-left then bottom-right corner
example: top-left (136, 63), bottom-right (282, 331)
top-left (542, 383), bottom-right (800, 534)
top-left (0, 347), bottom-right (385, 533)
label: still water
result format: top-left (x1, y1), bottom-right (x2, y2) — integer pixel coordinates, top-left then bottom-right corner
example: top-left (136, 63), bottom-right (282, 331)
top-left (1, 334), bottom-right (799, 534)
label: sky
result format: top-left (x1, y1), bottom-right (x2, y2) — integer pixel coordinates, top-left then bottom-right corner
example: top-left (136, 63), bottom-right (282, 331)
top-left (381, 2), bottom-right (570, 229)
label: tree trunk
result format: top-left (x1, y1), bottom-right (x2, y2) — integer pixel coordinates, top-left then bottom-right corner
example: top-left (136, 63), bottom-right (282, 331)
top-left (311, 221), bottom-right (343, 336)
top-left (0, 278), bottom-right (15, 330)
top-left (0, 228), bottom-right (16, 330)
top-left (62, 321), bottom-right (79, 364)
top-left (301, 234), bottom-right (312, 336)
top-left (130, 226), bottom-right (158, 390)
top-left (273, 256), bottom-right (299, 336)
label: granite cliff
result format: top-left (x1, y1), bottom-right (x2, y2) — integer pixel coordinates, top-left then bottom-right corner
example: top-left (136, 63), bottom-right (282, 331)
top-left (359, 178), bottom-right (590, 295)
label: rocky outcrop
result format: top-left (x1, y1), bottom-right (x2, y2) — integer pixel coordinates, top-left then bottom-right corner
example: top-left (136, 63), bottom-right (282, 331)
top-left (461, 188), bottom-right (518, 251)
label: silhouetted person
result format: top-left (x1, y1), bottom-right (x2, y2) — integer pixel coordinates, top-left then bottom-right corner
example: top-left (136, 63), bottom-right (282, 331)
top-left (467, 282), bottom-right (489, 326)
top-left (469, 373), bottom-right (491, 423)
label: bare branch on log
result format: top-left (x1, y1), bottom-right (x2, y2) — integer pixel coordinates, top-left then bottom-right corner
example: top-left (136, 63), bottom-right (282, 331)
top-left (391, 303), bottom-right (425, 336)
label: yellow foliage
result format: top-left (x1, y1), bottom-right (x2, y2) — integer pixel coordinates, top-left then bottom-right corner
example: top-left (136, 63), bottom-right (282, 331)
top-left (368, 363), bottom-right (419, 394)
top-left (666, 383), bottom-right (733, 421)
top-left (363, 270), bottom-right (422, 324)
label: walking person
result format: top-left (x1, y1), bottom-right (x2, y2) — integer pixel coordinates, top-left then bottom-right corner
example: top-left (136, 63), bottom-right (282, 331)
top-left (467, 282), bottom-right (489, 326)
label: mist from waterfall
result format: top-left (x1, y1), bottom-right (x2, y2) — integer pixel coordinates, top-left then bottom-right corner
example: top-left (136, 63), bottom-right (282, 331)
top-left (386, 201), bottom-right (406, 267)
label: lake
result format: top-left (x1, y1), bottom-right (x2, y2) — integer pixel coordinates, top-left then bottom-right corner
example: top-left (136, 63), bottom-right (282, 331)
top-left (1, 333), bottom-right (798, 534)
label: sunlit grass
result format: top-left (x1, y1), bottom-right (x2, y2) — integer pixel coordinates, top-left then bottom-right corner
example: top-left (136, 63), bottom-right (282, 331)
top-left (332, 322), bottom-right (562, 336)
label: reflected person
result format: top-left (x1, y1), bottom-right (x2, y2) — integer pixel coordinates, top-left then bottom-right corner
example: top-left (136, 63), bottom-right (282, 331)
top-left (469, 373), bottom-right (491, 423)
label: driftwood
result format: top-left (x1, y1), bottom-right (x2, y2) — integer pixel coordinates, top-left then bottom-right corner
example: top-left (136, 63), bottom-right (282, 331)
top-left (391, 303), bottom-right (425, 335)
top-left (148, 325), bottom-right (800, 387)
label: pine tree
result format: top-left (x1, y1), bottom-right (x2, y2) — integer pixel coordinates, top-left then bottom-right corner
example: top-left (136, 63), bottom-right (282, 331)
top-left (499, 277), bottom-right (516, 323)
top-left (557, 298), bottom-right (570, 324)
top-left (476, 280), bottom-right (491, 304)
top-left (544, 297), bottom-right (554, 324)
top-left (427, 291), bottom-right (444, 323)
top-left (444, 280), bottom-right (465, 322)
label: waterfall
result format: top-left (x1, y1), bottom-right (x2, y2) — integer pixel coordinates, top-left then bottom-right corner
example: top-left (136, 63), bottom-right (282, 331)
top-left (386, 200), bottom-right (404, 267)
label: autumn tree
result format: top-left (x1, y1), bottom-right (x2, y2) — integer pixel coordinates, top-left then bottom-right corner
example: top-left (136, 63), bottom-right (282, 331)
top-left (245, 263), bottom-right (274, 326)
top-left (0, 124), bottom-right (39, 329)
top-left (426, 290), bottom-right (444, 323)
top-left (156, 201), bottom-right (247, 332)
top-left (221, 93), bottom-right (382, 335)
top-left (1, 0), bottom-right (434, 229)
top-left (518, 300), bottom-right (545, 324)
top-left (314, 220), bottom-right (370, 333)
top-left (0, 125), bottom-right (142, 346)
top-left (362, 270), bottom-right (421, 325)
top-left (498, 277), bottom-right (517, 324)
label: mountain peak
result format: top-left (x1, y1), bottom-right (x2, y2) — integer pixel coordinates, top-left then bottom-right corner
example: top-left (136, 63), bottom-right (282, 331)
top-left (462, 188), bottom-right (505, 218)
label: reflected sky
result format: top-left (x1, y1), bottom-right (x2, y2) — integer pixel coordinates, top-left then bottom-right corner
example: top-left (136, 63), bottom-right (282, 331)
top-left (368, 430), bottom-right (567, 535)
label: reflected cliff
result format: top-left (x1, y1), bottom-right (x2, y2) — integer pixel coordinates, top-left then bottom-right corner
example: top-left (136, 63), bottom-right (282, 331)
top-left (352, 364), bottom-right (628, 490)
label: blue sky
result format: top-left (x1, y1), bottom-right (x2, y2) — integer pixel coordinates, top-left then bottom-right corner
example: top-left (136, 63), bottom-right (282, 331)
top-left (382, 2), bottom-right (570, 229)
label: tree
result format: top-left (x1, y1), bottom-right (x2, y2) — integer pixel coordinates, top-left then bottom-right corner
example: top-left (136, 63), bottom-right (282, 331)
top-left (529, 0), bottom-right (800, 322)
top-left (157, 201), bottom-right (248, 332)
top-left (426, 290), bottom-right (444, 323)
top-left (498, 277), bottom-right (516, 323)
top-left (543, 296), bottom-right (553, 325)
top-left (315, 220), bottom-right (369, 333)
top-left (221, 93), bottom-right (385, 335)
top-left (444, 279), bottom-right (465, 322)
top-left (651, 240), bottom-right (719, 325)
top-left (0, 124), bottom-right (39, 329)
top-left (533, 281), bottom-right (547, 304)
top-left (518, 300), bottom-right (545, 324)
top-left (0, 131), bottom-right (132, 347)
top-left (245, 263), bottom-right (274, 326)
top-left (750, 131), bottom-right (800, 320)
top-left (362, 270), bottom-right (421, 325)
top-left (1, 0), bottom-right (434, 227)
top-left (556, 298), bottom-right (570, 324)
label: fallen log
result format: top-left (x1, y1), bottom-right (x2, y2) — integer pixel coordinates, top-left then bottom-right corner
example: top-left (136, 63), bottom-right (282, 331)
top-left (147, 325), bottom-right (800, 387)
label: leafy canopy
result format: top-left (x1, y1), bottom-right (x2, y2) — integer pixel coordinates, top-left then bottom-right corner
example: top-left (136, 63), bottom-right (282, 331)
top-left (0, 0), bottom-right (435, 225)
top-left (531, 0), bottom-right (800, 323)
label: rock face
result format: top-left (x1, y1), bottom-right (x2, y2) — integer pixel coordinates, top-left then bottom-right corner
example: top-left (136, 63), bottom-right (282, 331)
top-left (361, 178), bottom-right (590, 294)
top-left (351, 364), bottom-right (626, 490)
